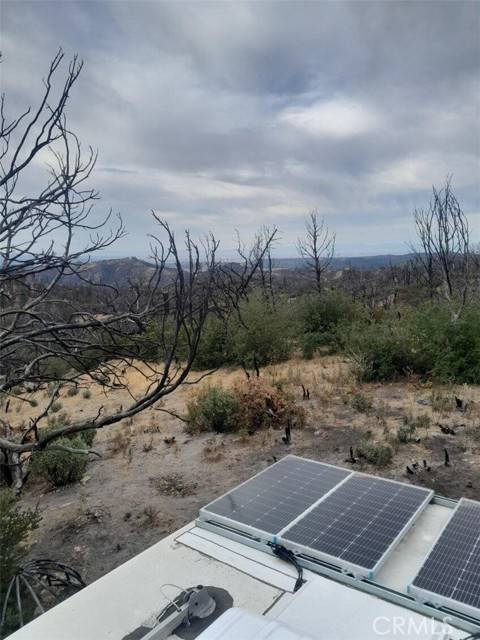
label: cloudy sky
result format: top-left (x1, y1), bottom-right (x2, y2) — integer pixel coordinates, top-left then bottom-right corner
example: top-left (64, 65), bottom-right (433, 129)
top-left (1, 1), bottom-right (479, 257)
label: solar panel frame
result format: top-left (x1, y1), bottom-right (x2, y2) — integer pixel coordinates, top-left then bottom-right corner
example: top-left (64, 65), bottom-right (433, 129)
top-left (277, 472), bottom-right (433, 579)
top-left (408, 498), bottom-right (480, 620)
top-left (197, 455), bottom-right (353, 543)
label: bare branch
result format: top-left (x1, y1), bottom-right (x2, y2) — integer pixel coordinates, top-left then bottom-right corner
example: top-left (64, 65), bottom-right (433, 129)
top-left (297, 211), bottom-right (335, 293)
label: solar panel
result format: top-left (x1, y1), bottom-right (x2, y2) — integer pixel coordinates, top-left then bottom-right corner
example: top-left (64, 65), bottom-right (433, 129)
top-left (198, 455), bottom-right (352, 541)
top-left (278, 473), bottom-right (433, 578)
top-left (409, 498), bottom-right (480, 619)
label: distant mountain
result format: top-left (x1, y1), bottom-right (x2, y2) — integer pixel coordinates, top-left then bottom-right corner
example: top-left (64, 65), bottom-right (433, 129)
top-left (272, 253), bottom-right (415, 271)
top-left (74, 257), bottom-right (159, 285)
top-left (35, 257), bottom-right (176, 287)
top-left (36, 253), bottom-right (416, 287)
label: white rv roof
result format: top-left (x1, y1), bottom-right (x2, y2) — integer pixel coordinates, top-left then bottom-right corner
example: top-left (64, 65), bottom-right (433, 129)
top-left (8, 502), bottom-right (470, 640)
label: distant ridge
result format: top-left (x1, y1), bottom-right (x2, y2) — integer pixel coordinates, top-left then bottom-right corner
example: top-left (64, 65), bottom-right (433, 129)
top-left (272, 253), bottom-right (414, 271)
top-left (38, 253), bottom-right (415, 286)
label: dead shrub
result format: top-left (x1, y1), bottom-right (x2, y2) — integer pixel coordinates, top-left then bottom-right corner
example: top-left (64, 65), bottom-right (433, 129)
top-left (150, 473), bottom-right (197, 497)
top-left (142, 505), bottom-right (160, 527)
top-left (143, 438), bottom-right (154, 452)
top-left (233, 378), bottom-right (305, 433)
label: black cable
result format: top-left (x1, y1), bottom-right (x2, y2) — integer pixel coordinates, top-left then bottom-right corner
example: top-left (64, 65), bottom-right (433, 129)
top-left (270, 544), bottom-right (305, 592)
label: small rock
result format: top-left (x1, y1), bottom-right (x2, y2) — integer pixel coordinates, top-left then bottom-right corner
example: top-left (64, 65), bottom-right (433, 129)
top-left (80, 475), bottom-right (91, 485)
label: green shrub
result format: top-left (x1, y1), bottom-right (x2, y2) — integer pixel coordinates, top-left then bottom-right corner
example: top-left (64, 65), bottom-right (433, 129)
top-left (340, 303), bottom-right (480, 384)
top-left (31, 437), bottom-right (88, 486)
top-left (194, 316), bottom-right (233, 369)
top-left (187, 387), bottom-right (239, 433)
top-left (397, 424), bottom-right (414, 443)
top-left (79, 429), bottom-right (96, 447)
top-left (356, 441), bottom-right (393, 466)
top-left (398, 413), bottom-right (431, 442)
top-left (427, 306), bottom-right (480, 383)
top-left (40, 356), bottom-right (71, 380)
top-left (67, 386), bottom-right (79, 397)
top-left (229, 294), bottom-right (294, 369)
top-left (414, 413), bottom-right (431, 436)
top-left (299, 292), bottom-right (364, 356)
top-left (300, 333), bottom-right (323, 359)
top-left (339, 318), bottom-right (417, 381)
top-left (82, 389), bottom-right (91, 399)
top-left (350, 392), bottom-right (373, 414)
top-left (47, 383), bottom-right (59, 397)
top-left (47, 410), bottom-right (69, 429)
top-left (186, 380), bottom-right (305, 435)
top-left (0, 490), bottom-right (40, 633)
top-left (50, 401), bottom-right (62, 413)
top-left (41, 417), bottom-right (96, 448)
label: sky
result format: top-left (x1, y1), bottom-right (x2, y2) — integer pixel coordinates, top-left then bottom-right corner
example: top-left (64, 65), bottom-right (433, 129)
top-left (1, 1), bottom-right (479, 258)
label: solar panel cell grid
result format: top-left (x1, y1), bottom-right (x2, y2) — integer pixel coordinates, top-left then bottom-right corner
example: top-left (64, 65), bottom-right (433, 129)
top-left (279, 474), bottom-right (432, 575)
top-left (200, 456), bottom-right (351, 538)
top-left (411, 499), bottom-right (480, 613)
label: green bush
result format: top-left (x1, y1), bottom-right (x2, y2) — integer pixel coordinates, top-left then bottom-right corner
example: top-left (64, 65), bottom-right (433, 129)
top-left (300, 332), bottom-right (322, 359)
top-left (230, 294), bottom-right (294, 369)
top-left (31, 437), bottom-right (88, 486)
top-left (350, 392), bottom-right (373, 414)
top-left (82, 389), bottom-right (91, 399)
top-left (44, 412), bottom-right (96, 448)
top-left (40, 356), bottom-right (71, 380)
top-left (194, 316), bottom-right (233, 369)
top-left (417, 305), bottom-right (480, 384)
top-left (398, 413), bottom-right (431, 442)
top-left (0, 489), bottom-right (40, 633)
top-left (339, 318), bottom-right (417, 381)
top-left (50, 401), bottom-right (62, 413)
top-left (356, 441), bottom-right (393, 466)
top-left (79, 428), bottom-right (96, 447)
top-left (299, 292), bottom-right (364, 357)
top-left (187, 387), bottom-right (239, 433)
top-left (339, 303), bottom-right (480, 384)
top-left (397, 424), bottom-right (414, 443)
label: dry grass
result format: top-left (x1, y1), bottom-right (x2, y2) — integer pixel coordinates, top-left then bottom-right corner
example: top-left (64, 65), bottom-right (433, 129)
top-left (202, 437), bottom-right (225, 462)
top-left (16, 353), bottom-right (480, 592)
top-left (109, 430), bottom-right (132, 456)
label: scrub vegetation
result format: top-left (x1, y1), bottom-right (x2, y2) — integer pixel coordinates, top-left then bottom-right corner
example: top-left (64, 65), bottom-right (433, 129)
top-left (1, 51), bottom-right (479, 636)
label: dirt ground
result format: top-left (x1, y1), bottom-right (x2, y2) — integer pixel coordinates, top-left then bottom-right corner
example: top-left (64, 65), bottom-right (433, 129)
top-left (13, 355), bottom-right (480, 586)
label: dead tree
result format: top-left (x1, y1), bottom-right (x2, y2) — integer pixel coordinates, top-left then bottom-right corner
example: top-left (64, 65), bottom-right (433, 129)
top-left (412, 178), bottom-right (471, 314)
top-left (0, 51), bottom-right (276, 490)
top-left (297, 211), bottom-right (335, 293)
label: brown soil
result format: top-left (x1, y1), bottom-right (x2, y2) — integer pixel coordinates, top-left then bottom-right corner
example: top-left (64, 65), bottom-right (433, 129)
top-left (13, 355), bottom-right (480, 586)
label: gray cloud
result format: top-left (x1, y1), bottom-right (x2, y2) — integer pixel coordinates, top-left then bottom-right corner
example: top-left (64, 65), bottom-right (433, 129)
top-left (1, 0), bottom-right (479, 257)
